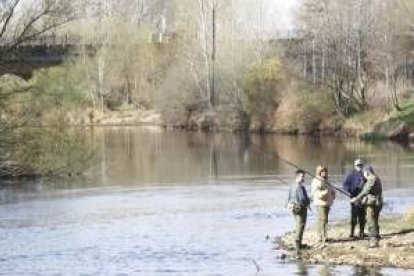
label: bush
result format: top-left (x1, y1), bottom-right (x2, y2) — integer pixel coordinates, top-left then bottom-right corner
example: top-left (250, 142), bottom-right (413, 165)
top-left (0, 69), bottom-right (94, 178)
top-left (242, 58), bottom-right (284, 115)
top-left (29, 64), bottom-right (91, 112)
top-left (273, 82), bottom-right (336, 134)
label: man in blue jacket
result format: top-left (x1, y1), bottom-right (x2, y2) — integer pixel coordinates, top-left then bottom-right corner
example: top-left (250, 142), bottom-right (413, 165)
top-left (343, 158), bottom-right (366, 238)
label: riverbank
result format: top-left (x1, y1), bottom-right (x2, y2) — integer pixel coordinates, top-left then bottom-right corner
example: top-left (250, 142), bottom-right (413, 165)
top-left (66, 106), bottom-right (414, 142)
top-left (276, 208), bottom-right (414, 269)
top-left (2, 73), bottom-right (414, 140)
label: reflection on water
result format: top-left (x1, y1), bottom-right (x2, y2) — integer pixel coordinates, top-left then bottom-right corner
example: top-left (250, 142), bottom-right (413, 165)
top-left (318, 265), bottom-right (331, 276)
top-left (353, 266), bottom-right (383, 276)
top-left (295, 262), bottom-right (309, 275)
top-left (0, 127), bottom-right (413, 275)
top-left (86, 127), bottom-right (414, 189)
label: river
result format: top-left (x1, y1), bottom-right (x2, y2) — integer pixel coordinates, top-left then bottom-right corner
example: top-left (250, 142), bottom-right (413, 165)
top-left (0, 127), bottom-right (413, 275)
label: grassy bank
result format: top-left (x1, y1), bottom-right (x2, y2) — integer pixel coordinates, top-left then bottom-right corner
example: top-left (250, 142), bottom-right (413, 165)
top-left (4, 61), bottom-right (414, 139)
top-left (277, 208), bottom-right (414, 269)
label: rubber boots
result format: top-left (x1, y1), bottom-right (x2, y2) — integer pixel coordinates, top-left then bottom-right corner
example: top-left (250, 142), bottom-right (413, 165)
top-left (295, 240), bottom-right (301, 255)
top-left (349, 223), bottom-right (355, 238)
top-left (359, 224), bottom-right (366, 238)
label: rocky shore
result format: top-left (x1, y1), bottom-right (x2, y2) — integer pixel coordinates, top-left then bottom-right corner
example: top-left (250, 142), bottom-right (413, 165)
top-left (66, 107), bottom-right (414, 142)
top-left (276, 209), bottom-right (414, 269)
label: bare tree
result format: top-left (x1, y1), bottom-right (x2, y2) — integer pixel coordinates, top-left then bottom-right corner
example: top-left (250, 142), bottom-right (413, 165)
top-left (0, 0), bottom-right (76, 63)
top-left (297, 0), bottom-right (393, 116)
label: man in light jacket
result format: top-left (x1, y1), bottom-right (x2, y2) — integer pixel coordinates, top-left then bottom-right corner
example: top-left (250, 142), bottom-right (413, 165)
top-left (311, 165), bottom-right (335, 244)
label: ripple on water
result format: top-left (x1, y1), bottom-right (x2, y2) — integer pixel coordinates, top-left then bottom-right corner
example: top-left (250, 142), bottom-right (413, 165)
top-left (0, 184), bottom-right (413, 275)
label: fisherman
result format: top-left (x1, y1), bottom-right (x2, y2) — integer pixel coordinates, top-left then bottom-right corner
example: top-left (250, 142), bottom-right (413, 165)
top-left (287, 169), bottom-right (311, 255)
top-left (350, 165), bottom-right (383, 248)
top-left (343, 158), bottom-right (366, 239)
top-left (311, 165), bottom-right (336, 244)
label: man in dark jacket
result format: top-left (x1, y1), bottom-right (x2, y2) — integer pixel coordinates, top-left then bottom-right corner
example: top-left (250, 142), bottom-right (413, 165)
top-left (343, 158), bottom-right (366, 238)
top-left (287, 169), bottom-right (311, 255)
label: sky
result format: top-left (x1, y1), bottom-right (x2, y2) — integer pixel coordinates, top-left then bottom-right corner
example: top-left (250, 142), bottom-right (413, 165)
top-left (230, 0), bottom-right (301, 38)
top-left (265, 0), bottom-right (301, 30)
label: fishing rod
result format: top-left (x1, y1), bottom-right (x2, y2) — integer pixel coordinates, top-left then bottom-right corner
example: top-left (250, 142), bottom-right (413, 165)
top-left (265, 173), bottom-right (292, 186)
top-left (218, 174), bottom-right (292, 185)
top-left (272, 153), bottom-right (351, 198)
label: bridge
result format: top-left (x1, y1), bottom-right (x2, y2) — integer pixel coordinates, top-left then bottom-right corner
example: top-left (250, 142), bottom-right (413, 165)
top-left (0, 32), bottom-right (181, 78)
top-left (0, 34), bottom-right (93, 79)
top-left (0, 31), bottom-right (303, 79)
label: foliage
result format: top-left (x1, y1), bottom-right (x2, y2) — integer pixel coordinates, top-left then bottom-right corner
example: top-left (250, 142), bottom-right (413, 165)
top-left (16, 125), bottom-right (94, 177)
top-left (30, 65), bottom-right (91, 111)
top-left (0, 0), bottom-right (75, 64)
top-left (3, 0), bottom-right (414, 137)
top-left (274, 82), bottom-right (336, 134)
top-left (0, 71), bottom-right (94, 179)
top-left (242, 58), bottom-right (284, 115)
top-left (389, 93), bottom-right (414, 126)
top-left (296, 0), bottom-right (414, 117)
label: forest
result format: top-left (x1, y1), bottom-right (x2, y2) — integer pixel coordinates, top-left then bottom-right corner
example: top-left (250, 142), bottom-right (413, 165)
top-left (1, 0), bottom-right (414, 177)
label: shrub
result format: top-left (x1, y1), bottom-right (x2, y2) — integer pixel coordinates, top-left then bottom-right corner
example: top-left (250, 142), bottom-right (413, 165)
top-left (273, 82), bottom-right (336, 134)
top-left (242, 58), bottom-right (284, 116)
top-left (29, 64), bottom-right (91, 112)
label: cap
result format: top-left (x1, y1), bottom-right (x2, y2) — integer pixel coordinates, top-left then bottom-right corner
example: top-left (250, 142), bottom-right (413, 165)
top-left (354, 158), bottom-right (364, 166)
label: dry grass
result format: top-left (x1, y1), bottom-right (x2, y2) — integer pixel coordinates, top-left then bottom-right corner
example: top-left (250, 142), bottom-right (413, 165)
top-left (272, 83), bottom-right (337, 134)
top-left (403, 207), bottom-right (414, 223)
top-left (342, 109), bottom-right (387, 134)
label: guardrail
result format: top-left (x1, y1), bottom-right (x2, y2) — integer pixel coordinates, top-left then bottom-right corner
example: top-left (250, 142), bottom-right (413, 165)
top-left (0, 34), bottom-right (81, 47)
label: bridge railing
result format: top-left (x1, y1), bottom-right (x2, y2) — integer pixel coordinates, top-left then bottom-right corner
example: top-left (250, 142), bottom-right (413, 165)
top-left (0, 34), bottom-right (81, 47)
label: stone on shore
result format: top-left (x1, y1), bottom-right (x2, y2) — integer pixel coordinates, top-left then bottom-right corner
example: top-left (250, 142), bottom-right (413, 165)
top-left (277, 216), bottom-right (414, 269)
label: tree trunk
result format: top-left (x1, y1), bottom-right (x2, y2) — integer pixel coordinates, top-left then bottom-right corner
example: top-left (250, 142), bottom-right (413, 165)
top-left (98, 53), bottom-right (105, 113)
top-left (198, 0), bottom-right (212, 108)
top-left (210, 0), bottom-right (216, 107)
top-left (303, 41), bottom-right (307, 78)
top-left (312, 38), bottom-right (316, 85)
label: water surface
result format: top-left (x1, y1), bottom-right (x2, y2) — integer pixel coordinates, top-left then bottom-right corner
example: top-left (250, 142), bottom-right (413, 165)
top-left (0, 127), bottom-right (413, 275)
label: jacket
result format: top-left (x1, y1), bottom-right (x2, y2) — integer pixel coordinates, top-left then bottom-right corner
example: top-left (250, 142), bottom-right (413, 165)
top-left (311, 177), bottom-right (336, 207)
top-left (343, 170), bottom-right (364, 197)
top-left (354, 175), bottom-right (383, 207)
top-left (288, 183), bottom-right (310, 208)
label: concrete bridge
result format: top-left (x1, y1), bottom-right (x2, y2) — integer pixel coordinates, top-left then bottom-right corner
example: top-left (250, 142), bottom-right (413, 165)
top-left (0, 33), bottom-right (179, 78)
top-left (0, 34), bottom-right (93, 79)
top-left (0, 31), bottom-right (303, 79)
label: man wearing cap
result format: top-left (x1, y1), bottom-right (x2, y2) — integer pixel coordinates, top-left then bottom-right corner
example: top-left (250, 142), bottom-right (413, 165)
top-left (343, 158), bottom-right (366, 238)
top-left (350, 165), bottom-right (383, 248)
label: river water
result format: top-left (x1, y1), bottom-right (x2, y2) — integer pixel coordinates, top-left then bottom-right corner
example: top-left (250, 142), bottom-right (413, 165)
top-left (0, 127), bottom-right (413, 275)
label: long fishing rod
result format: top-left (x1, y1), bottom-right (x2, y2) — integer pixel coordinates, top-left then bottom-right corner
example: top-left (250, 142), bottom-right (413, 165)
top-left (264, 173), bottom-right (292, 186)
top-left (218, 174), bottom-right (292, 185)
top-left (272, 153), bottom-right (351, 198)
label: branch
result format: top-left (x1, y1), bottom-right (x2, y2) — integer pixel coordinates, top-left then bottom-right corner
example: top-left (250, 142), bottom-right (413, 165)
top-left (0, 0), bottom-right (21, 39)
top-left (0, 85), bottom-right (33, 99)
top-left (322, 78), bottom-right (366, 110)
top-left (2, 1), bottom-right (75, 53)
top-left (7, 16), bottom-right (76, 53)
top-left (9, 6), bottom-right (53, 49)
